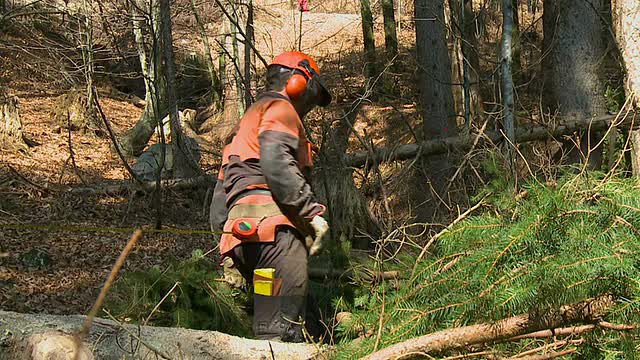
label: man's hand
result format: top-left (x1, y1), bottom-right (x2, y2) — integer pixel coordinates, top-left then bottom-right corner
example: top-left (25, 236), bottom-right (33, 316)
top-left (306, 215), bottom-right (329, 256)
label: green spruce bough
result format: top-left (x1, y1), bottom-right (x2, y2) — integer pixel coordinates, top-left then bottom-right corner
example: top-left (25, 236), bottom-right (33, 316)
top-left (337, 173), bottom-right (640, 359)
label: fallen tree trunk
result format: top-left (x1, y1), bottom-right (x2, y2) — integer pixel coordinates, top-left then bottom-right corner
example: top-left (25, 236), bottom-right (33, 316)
top-left (69, 175), bottom-right (217, 195)
top-left (0, 310), bottom-right (329, 360)
top-left (361, 294), bottom-right (615, 360)
top-left (346, 112), bottom-right (638, 168)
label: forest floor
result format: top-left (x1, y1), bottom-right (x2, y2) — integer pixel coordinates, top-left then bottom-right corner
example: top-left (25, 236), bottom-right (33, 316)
top-left (0, 3), bottom-right (418, 318)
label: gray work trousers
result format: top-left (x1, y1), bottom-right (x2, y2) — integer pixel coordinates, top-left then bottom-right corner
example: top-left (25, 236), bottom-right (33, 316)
top-left (229, 226), bottom-right (315, 342)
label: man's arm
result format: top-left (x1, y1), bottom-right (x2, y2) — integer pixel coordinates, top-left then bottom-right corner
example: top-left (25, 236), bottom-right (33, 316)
top-left (258, 101), bottom-right (325, 231)
top-left (209, 170), bottom-right (228, 235)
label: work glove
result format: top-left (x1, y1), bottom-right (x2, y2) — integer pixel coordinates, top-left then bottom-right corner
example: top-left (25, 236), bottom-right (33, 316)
top-left (305, 215), bottom-right (329, 256)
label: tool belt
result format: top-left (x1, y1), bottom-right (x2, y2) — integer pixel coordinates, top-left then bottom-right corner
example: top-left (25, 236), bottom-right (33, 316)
top-left (219, 191), bottom-right (294, 255)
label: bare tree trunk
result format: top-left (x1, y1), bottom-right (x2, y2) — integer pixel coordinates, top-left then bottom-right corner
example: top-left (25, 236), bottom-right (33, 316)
top-left (190, 0), bottom-right (221, 110)
top-left (119, 0), bottom-right (166, 157)
top-left (381, 0), bottom-right (398, 66)
top-left (160, 0), bottom-right (200, 179)
top-left (613, 0), bottom-right (640, 175)
top-left (231, 2), bottom-right (245, 117)
top-left (414, 0), bottom-right (459, 221)
top-left (243, 0), bottom-right (254, 108)
top-left (221, 14), bottom-right (239, 126)
top-left (501, 0), bottom-right (516, 177)
top-left (464, 0), bottom-right (484, 123)
top-left (81, 0), bottom-right (96, 123)
top-left (543, 0), bottom-right (610, 168)
top-left (510, 0), bottom-right (521, 77)
top-left (360, 0), bottom-right (376, 80)
top-left (447, 0), bottom-right (464, 128)
top-left (449, 0), bottom-right (483, 130)
top-left (315, 110), bottom-right (380, 250)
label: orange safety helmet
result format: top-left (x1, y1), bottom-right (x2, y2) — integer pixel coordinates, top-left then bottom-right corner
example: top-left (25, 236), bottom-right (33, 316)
top-left (269, 51), bottom-right (332, 107)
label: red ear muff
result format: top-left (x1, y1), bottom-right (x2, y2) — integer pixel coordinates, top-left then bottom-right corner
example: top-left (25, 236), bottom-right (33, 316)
top-left (286, 73), bottom-right (308, 99)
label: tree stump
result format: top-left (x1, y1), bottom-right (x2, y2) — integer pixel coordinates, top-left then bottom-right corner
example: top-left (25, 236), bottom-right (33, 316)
top-left (50, 90), bottom-right (103, 135)
top-left (0, 91), bottom-right (28, 152)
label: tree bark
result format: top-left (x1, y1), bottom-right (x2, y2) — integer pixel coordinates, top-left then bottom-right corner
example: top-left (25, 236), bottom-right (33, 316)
top-left (231, 2), bottom-right (245, 117)
top-left (543, 0), bottom-right (610, 168)
top-left (243, 0), bottom-right (254, 109)
top-left (362, 294), bottom-right (614, 360)
top-left (314, 108), bottom-right (380, 250)
top-left (381, 0), bottom-right (398, 65)
top-left (613, 0), bottom-right (640, 175)
top-left (449, 0), bottom-right (483, 129)
top-left (510, 0), bottom-right (521, 77)
top-left (0, 310), bottom-right (326, 360)
top-left (119, 0), bottom-right (166, 157)
top-left (414, 0), bottom-right (459, 220)
top-left (160, 0), bottom-right (200, 179)
top-left (190, 0), bottom-right (222, 111)
top-left (501, 0), bottom-right (516, 176)
top-left (360, 0), bottom-right (376, 79)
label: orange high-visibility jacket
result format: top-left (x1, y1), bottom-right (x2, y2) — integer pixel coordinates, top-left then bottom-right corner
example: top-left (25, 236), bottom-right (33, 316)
top-left (210, 92), bottom-right (326, 255)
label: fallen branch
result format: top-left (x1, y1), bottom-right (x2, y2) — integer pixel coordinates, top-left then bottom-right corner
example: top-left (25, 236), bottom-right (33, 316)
top-left (361, 294), bottom-right (614, 360)
top-left (508, 339), bottom-right (584, 359)
top-left (93, 88), bottom-right (142, 184)
top-left (597, 321), bottom-right (636, 331)
top-left (411, 198), bottom-right (486, 278)
top-left (308, 268), bottom-right (400, 281)
top-left (346, 112), bottom-right (638, 168)
top-left (513, 348), bottom-right (578, 360)
top-left (508, 324), bottom-right (595, 340)
top-left (68, 175), bottom-right (217, 195)
top-left (74, 230), bottom-right (142, 360)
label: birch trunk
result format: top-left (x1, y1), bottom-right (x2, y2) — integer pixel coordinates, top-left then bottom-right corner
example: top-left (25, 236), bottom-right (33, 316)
top-left (501, 0), bottom-right (516, 177)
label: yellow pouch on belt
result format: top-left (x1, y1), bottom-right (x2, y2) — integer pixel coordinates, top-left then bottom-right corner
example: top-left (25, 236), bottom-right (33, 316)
top-left (253, 268), bottom-right (279, 296)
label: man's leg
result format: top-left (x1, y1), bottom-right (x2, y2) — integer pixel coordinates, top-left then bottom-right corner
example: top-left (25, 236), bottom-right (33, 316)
top-left (252, 227), bottom-right (309, 342)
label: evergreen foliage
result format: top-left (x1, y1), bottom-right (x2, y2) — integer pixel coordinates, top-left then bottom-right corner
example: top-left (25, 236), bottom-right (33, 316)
top-left (336, 172), bottom-right (640, 359)
top-left (106, 251), bottom-right (252, 337)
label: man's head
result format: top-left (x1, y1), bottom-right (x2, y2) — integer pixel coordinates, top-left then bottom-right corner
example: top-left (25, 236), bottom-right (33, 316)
top-left (266, 51), bottom-right (332, 117)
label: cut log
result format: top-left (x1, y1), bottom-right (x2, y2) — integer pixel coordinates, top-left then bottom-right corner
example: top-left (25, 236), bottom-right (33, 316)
top-left (0, 310), bottom-right (329, 360)
top-left (345, 112), bottom-right (638, 168)
top-left (362, 294), bottom-right (614, 360)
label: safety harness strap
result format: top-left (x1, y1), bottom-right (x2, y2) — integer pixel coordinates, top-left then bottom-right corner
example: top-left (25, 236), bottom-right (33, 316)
top-left (228, 202), bottom-right (284, 219)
